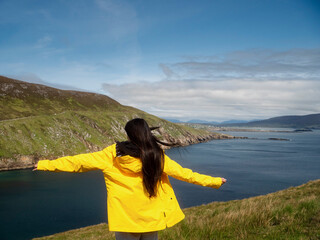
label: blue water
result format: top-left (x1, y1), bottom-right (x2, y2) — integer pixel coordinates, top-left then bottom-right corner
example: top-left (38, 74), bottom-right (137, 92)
top-left (0, 130), bottom-right (319, 239)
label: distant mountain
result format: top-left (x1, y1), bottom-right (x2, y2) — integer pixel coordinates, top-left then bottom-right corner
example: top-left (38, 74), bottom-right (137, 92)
top-left (187, 119), bottom-right (251, 125)
top-left (167, 119), bottom-right (250, 125)
top-left (219, 120), bottom-right (250, 124)
top-left (164, 118), bottom-right (184, 123)
top-left (221, 114), bottom-right (320, 128)
top-left (0, 76), bottom-right (223, 171)
top-left (187, 119), bottom-right (218, 124)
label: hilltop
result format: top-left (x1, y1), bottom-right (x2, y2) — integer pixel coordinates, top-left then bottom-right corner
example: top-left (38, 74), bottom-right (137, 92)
top-left (33, 179), bottom-right (320, 239)
top-left (0, 76), bottom-right (231, 171)
top-left (0, 75), bottom-right (121, 120)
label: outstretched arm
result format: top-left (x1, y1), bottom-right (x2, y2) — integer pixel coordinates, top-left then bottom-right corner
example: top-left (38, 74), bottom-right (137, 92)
top-left (33, 144), bottom-right (115, 173)
top-left (163, 155), bottom-right (227, 189)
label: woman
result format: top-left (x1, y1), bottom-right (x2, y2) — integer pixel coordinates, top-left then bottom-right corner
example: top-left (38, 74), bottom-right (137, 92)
top-left (34, 118), bottom-right (226, 240)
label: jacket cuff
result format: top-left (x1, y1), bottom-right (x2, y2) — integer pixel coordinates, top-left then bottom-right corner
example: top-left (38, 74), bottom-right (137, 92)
top-left (212, 177), bottom-right (223, 189)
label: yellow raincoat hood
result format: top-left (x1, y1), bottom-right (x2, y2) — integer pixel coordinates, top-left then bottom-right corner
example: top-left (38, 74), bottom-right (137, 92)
top-left (116, 155), bottom-right (142, 174)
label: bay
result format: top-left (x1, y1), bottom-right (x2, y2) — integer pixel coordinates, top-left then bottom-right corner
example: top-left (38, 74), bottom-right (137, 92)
top-left (0, 129), bottom-right (319, 240)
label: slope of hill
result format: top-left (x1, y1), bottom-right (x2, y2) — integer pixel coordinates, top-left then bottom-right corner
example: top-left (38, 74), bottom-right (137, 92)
top-left (221, 113), bottom-right (320, 128)
top-left (0, 76), bottom-right (229, 171)
top-left (34, 179), bottom-right (320, 240)
top-left (0, 75), bottom-right (121, 120)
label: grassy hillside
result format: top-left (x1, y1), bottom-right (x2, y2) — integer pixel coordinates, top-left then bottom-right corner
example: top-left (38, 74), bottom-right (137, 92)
top-left (0, 76), bottom-right (225, 170)
top-left (0, 75), bottom-right (120, 120)
top-left (33, 179), bottom-right (320, 240)
top-left (0, 109), bottom-right (213, 159)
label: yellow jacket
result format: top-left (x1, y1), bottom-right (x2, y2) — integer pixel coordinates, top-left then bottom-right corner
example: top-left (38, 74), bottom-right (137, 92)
top-left (37, 144), bottom-right (223, 232)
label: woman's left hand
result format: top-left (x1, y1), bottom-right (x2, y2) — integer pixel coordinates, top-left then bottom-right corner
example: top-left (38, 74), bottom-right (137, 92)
top-left (32, 163), bottom-right (38, 171)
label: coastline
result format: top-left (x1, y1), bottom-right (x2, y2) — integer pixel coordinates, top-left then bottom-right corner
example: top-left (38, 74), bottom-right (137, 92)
top-left (0, 127), bottom-right (297, 172)
top-left (0, 131), bottom-right (236, 172)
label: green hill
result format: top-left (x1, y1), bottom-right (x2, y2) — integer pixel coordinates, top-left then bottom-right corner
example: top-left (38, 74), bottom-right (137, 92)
top-left (33, 179), bottom-right (320, 240)
top-left (0, 75), bottom-right (121, 120)
top-left (0, 76), bottom-right (229, 171)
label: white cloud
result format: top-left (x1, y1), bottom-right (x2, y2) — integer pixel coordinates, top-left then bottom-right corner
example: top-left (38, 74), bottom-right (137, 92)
top-left (102, 48), bottom-right (320, 121)
top-left (169, 49), bottom-right (320, 81)
top-left (102, 79), bottom-right (320, 121)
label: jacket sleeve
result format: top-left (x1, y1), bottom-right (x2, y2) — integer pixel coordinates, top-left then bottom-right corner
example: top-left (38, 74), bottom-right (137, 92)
top-left (163, 154), bottom-right (223, 189)
top-left (37, 144), bottom-right (115, 173)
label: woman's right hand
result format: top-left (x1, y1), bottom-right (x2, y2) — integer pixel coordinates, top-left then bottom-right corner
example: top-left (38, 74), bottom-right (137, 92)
top-left (221, 178), bottom-right (227, 184)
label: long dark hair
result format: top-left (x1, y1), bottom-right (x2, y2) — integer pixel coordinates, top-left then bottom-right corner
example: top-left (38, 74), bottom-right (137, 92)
top-left (124, 118), bottom-right (176, 197)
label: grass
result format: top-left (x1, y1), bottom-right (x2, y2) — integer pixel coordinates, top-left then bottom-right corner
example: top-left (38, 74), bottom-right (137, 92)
top-left (0, 75), bottom-right (120, 121)
top-left (0, 107), bottom-right (220, 171)
top-left (33, 179), bottom-right (320, 240)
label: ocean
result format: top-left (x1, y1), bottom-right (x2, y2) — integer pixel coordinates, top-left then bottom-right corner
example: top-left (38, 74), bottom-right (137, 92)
top-left (0, 129), bottom-right (319, 239)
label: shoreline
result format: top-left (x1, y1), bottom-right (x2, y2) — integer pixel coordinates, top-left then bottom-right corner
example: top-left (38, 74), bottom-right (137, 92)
top-left (0, 132), bottom-right (236, 172)
top-left (0, 130), bottom-right (293, 172)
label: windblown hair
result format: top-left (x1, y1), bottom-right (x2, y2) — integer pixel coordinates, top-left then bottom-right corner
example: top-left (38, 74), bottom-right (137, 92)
top-left (124, 118), bottom-right (177, 198)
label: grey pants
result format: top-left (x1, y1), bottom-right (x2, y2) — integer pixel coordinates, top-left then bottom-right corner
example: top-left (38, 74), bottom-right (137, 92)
top-left (115, 231), bottom-right (158, 240)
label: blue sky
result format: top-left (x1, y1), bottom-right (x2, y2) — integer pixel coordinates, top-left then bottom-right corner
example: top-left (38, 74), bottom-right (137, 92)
top-left (1, 0), bottom-right (320, 121)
